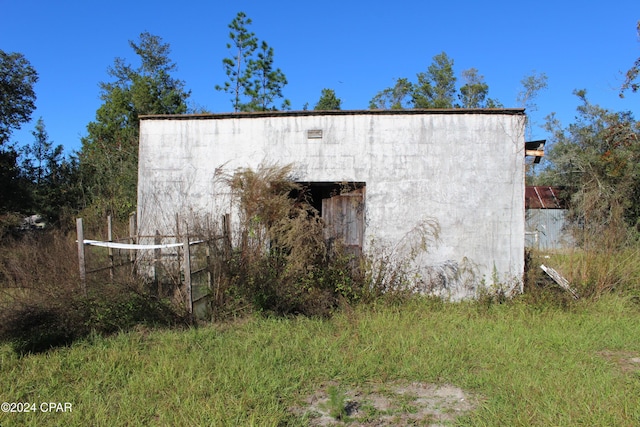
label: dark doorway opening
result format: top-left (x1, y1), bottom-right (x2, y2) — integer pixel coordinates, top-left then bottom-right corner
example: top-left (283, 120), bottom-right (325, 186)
top-left (295, 182), bottom-right (365, 215)
top-left (295, 182), bottom-right (366, 255)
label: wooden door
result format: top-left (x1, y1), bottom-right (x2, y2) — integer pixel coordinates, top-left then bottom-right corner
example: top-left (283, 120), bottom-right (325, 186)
top-left (321, 187), bottom-right (365, 256)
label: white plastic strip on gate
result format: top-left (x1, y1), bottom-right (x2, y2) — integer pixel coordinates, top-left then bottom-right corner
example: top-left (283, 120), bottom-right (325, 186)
top-left (82, 239), bottom-right (204, 250)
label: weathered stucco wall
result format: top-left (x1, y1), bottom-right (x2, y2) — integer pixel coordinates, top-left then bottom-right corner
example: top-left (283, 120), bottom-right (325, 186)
top-left (138, 110), bottom-right (526, 299)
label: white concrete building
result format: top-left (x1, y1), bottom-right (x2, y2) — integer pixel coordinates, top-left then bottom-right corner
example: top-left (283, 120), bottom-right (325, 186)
top-left (137, 109), bottom-right (527, 299)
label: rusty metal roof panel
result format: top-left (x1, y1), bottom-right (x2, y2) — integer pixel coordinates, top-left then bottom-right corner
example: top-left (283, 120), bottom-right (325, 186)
top-left (525, 186), bottom-right (567, 209)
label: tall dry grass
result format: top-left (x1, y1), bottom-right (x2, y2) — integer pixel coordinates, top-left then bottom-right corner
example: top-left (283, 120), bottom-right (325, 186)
top-left (542, 248), bottom-right (640, 298)
top-left (0, 230), bottom-right (183, 354)
top-left (210, 165), bottom-right (361, 317)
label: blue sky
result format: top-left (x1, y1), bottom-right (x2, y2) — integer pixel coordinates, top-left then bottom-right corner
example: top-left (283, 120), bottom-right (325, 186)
top-left (2, 0), bottom-right (639, 156)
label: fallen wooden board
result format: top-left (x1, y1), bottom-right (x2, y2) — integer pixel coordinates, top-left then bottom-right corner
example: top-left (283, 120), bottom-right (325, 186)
top-left (540, 264), bottom-right (580, 299)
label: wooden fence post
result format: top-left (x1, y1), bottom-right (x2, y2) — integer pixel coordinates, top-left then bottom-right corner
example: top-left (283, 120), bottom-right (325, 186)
top-left (76, 218), bottom-right (87, 296)
top-left (223, 213), bottom-right (232, 255)
top-left (206, 244), bottom-right (212, 292)
top-left (183, 234), bottom-right (193, 319)
top-left (154, 231), bottom-right (161, 296)
top-left (107, 215), bottom-right (114, 282)
top-left (129, 212), bottom-right (137, 266)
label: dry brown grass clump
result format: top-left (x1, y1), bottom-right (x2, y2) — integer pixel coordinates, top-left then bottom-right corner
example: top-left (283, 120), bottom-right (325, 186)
top-left (214, 165), bottom-right (365, 317)
top-left (0, 230), bottom-right (182, 354)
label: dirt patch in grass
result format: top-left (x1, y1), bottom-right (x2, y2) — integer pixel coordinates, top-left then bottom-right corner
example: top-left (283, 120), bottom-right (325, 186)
top-left (598, 350), bottom-right (640, 373)
top-left (292, 381), bottom-right (479, 426)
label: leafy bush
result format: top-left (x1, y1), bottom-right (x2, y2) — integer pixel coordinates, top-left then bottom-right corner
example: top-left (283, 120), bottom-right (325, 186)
top-left (0, 285), bottom-right (183, 355)
top-left (1, 301), bottom-right (83, 354)
top-left (81, 287), bottom-right (183, 335)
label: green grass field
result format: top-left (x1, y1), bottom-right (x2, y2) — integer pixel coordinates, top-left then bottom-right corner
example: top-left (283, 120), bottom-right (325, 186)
top-left (1, 296), bottom-right (640, 426)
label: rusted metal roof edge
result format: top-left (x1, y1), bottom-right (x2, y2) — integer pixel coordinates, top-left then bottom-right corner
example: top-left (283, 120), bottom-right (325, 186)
top-left (140, 108), bottom-right (526, 121)
top-left (525, 186), bottom-right (568, 209)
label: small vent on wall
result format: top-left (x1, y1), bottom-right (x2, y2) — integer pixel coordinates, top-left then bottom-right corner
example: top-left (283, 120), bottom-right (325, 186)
top-left (307, 129), bottom-right (323, 139)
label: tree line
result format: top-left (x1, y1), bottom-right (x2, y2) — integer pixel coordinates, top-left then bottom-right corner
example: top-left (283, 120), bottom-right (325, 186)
top-left (0, 13), bottom-right (638, 241)
top-left (530, 21), bottom-right (640, 249)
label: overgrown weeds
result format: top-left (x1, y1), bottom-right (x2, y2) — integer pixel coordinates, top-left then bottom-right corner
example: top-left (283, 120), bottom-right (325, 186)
top-left (521, 199), bottom-right (640, 303)
top-left (203, 165), bottom-right (447, 318)
top-left (541, 248), bottom-right (640, 298)
top-left (15, 163), bottom-right (632, 354)
top-left (324, 385), bottom-right (349, 420)
top-left (363, 219), bottom-right (441, 297)
top-left (523, 243), bottom-right (640, 308)
top-left (208, 165), bottom-right (367, 318)
top-left (0, 230), bottom-right (183, 354)
top-left (521, 249), bottom-right (578, 309)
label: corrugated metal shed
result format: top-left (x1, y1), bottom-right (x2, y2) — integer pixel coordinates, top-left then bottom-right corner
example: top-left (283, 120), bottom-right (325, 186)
top-left (525, 186), bottom-right (573, 249)
top-left (525, 209), bottom-right (574, 250)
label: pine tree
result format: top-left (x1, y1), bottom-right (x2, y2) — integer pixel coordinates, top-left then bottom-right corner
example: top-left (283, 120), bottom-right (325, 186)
top-left (314, 88), bottom-right (342, 110)
top-left (79, 32), bottom-right (190, 220)
top-left (369, 78), bottom-right (414, 109)
top-left (413, 52), bottom-right (457, 108)
top-left (22, 118), bottom-right (79, 224)
top-left (244, 41), bottom-right (290, 111)
top-left (216, 12), bottom-right (289, 112)
top-left (215, 12), bottom-right (258, 112)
